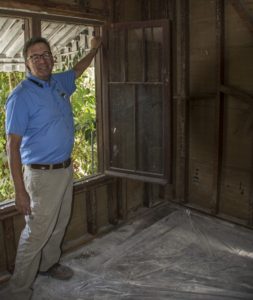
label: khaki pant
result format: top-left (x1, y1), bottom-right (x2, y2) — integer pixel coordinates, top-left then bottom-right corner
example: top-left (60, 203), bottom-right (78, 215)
top-left (8, 164), bottom-right (73, 300)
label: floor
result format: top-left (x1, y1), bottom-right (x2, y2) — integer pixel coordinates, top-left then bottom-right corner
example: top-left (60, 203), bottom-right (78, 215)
top-left (9, 202), bottom-right (253, 299)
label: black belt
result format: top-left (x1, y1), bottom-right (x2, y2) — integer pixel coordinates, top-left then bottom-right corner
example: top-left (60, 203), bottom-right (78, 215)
top-left (28, 158), bottom-right (71, 170)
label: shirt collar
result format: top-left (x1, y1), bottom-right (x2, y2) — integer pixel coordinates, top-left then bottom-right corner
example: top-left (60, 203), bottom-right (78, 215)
top-left (26, 73), bottom-right (53, 88)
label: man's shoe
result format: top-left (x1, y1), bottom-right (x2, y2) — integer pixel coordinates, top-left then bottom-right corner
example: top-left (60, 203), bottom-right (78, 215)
top-left (39, 263), bottom-right (73, 280)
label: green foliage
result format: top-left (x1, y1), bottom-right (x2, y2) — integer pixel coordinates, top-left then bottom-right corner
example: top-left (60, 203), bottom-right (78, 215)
top-left (72, 69), bottom-right (97, 179)
top-left (0, 70), bottom-right (97, 202)
top-left (0, 72), bottom-right (25, 201)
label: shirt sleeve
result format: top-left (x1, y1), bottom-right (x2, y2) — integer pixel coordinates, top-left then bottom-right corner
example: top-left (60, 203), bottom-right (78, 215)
top-left (5, 92), bottom-right (29, 136)
top-left (54, 70), bottom-right (76, 96)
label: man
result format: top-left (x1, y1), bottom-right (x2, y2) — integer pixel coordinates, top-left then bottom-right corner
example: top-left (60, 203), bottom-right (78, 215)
top-left (3, 35), bottom-right (101, 300)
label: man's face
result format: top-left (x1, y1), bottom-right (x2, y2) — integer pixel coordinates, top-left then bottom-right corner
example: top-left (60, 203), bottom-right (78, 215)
top-left (26, 42), bottom-right (54, 81)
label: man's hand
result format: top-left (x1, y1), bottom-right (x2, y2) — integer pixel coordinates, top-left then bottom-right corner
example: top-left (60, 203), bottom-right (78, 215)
top-left (15, 190), bottom-right (31, 215)
top-left (6, 133), bottom-right (31, 216)
top-left (90, 36), bottom-right (102, 50)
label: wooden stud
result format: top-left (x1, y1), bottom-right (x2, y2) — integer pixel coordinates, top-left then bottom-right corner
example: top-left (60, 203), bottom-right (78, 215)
top-left (175, 0), bottom-right (189, 202)
top-left (107, 181), bottom-right (119, 225)
top-left (211, 0), bottom-right (225, 214)
top-left (117, 178), bottom-right (128, 220)
top-left (86, 189), bottom-right (97, 235)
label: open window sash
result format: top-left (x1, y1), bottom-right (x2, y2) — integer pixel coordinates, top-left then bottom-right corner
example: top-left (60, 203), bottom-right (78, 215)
top-left (102, 20), bottom-right (171, 184)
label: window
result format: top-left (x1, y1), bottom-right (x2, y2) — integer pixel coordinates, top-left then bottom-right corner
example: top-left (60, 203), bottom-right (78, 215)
top-left (41, 20), bottom-right (99, 179)
top-left (0, 16), bottom-right (26, 201)
top-left (0, 13), bottom-right (101, 202)
top-left (103, 20), bottom-right (172, 184)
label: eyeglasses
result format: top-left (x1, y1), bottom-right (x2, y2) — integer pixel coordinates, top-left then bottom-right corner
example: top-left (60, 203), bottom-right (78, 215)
top-left (27, 51), bottom-right (52, 63)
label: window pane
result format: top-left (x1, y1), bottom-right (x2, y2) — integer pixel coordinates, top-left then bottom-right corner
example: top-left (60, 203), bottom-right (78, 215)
top-left (137, 85), bottom-right (163, 173)
top-left (108, 29), bottom-right (125, 82)
top-left (104, 20), bottom-right (171, 183)
top-left (145, 27), bottom-right (163, 82)
top-left (127, 29), bottom-right (143, 82)
top-left (109, 85), bottom-right (135, 169)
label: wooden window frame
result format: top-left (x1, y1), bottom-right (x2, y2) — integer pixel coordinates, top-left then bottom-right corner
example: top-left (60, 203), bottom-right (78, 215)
top-left (102, 20), bottom-right (172, 184)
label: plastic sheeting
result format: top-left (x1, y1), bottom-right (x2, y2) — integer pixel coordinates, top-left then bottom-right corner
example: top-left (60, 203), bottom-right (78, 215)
top-left (32, 203), bottom-right (253, 300)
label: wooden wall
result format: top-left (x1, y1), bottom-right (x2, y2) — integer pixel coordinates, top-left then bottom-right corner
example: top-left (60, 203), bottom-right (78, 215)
top-left (111, 0), bottom-right (253, 226)
top-left (0, 0), bottom-right (253, 281)
top-left (0, 176), bottom-right (154, 280)
top-left (187, 0), bottom-right (253, 226)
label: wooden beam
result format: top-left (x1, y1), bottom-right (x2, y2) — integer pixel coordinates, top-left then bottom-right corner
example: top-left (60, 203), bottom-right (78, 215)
top-left (0, 204), bottom-right (19, 221)
top-left (211, 0), bottom-right (225, 214)
top-left (220, 84), bottom-right (253, 104)
top-left (175, 0), bottom-right (189, 202)
top-left (0, 0), bottom-right (107, 21)
top-left (229, 0), bottom-right (253, 35)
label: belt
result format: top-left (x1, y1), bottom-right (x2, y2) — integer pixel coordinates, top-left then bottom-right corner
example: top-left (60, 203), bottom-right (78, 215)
top-left (28, 158), bottom-right (71, 170)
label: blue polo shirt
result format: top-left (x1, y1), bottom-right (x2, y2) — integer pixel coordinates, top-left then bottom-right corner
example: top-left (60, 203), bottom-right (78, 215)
top-left (5, 70), bottom-right (76, 164)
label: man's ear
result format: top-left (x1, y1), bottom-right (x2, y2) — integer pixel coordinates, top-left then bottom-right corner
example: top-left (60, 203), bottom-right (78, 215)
top-left (25, 61), bottom-right (31, 72)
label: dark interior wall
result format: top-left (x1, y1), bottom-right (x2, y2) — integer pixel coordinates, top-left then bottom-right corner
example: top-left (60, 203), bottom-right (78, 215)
top-left (187, 0), bottom-right (253, 226)
top-left (1, 0), bottom-right (253, 282)
top-left (188, 0), bottom-right (218, 210)
top-left (112, 0), bottom-right (253, 227)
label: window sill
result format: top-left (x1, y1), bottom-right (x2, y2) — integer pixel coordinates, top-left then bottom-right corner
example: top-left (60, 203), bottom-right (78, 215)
top-left (73, 173), bottom-right (116, 193)
top-left (0, 174), bottom-right (116, 219)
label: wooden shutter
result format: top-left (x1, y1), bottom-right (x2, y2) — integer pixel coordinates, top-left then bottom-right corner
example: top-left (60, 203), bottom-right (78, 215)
top-left (103, 20), bottom-right (171, 184)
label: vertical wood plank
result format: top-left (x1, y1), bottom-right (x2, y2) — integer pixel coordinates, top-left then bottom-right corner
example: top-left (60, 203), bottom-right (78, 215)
top-left (113, 0), bottom-right (121, 22)
top-left (117, 178), bottom-right (128, 219)
top-left (143, 182), bottom-right (151, 207)
top-left (107, 180), bottom-right (119, 225)
top-left (175, 0), bottom-right (189, 202)
top-left (86, 189), bottom-right (98, 234)
top-left (31, 15), bottom-right (41, 37)
top-left (211, 0), bottom-right (225, 214)
top-left (94, 25), bottom-right (104, 173)
top-left (2, 218), bottom-right (16, 273)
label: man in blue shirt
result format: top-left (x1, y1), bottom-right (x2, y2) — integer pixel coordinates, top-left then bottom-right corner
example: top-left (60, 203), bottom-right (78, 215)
top-left (3, 35), bottom-right (101, 300)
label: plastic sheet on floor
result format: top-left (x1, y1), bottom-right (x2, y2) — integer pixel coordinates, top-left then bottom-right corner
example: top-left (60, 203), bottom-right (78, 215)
top-left (32, 203), bottom-right (253, 300)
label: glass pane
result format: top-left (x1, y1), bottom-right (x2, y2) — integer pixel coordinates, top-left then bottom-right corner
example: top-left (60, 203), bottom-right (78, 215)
top-left (137, 85), bottom-right (163, 173)
top-left (127, 29), bottom-right (143, 82)
top-left (109, 85), bottom-right (135, 169)
top-left (145, 27), bottom-right (163, 82)
top-left (108, 29), bottom-right (125, 82)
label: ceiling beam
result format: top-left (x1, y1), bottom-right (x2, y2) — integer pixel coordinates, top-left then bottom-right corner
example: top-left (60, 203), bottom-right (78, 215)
top-left (0, 0), bottom-right (107, 21)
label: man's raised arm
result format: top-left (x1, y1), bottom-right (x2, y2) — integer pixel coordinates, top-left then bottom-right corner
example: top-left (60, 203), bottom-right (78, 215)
top-left (73, 36), bottom-right (102, 79)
